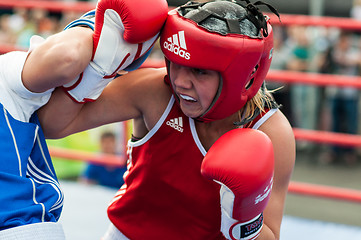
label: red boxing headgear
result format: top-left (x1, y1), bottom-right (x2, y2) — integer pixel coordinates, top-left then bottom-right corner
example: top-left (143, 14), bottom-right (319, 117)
top-left (160, 0), bottom-right (275, 122)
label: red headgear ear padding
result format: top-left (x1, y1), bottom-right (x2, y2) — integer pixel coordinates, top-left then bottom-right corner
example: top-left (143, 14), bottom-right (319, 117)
top-left (160, 0), bottom-right (274, 122)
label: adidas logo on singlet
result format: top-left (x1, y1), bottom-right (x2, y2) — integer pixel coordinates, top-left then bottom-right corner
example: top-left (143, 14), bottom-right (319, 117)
top-left (166, 117), bottom-right (184, 133)
top-left (163, 31), bottom-right (191, 60)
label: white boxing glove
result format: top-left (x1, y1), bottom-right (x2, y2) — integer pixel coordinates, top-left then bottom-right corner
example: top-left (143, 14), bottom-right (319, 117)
top-left (63, 0), bottom-right (168, 103)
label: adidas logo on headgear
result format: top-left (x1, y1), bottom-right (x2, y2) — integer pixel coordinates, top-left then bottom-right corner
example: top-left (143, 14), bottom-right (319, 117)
top-left (163, 31), bottom-right (191, 60)
top-left (166, 117), bottom-right (184, 132)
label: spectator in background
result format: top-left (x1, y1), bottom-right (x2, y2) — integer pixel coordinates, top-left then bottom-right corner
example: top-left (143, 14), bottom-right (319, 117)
top-left (321, 31), bottom-right (361, 165)
top-left (314, 27), bottom-right (340, 133)
top-left (80, 131), bottom-right (127, 189)
top-left (0, 7), bottom-right (29, 46)
top-left (0, 7), bottom-right (64, 49)
top-left (0, 14), bottom-right (17, 44)
top-left (287, 26), bottom-right (320, 150)
top-left (268, 25), bottom-right (294, 125)
top-left (16, 8), bottom-right (60, 48)
top-left (351, 0), bottom-right (361, 21)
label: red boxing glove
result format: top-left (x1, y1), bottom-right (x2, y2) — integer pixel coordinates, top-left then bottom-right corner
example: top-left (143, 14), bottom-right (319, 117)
top-left (94, 0), bottom-right (168, 44)
top-left (91, 0), bottom-right (169, 74)
top-left (63, 0), bottom-right (168, 103)
top-left (201, 128), bottom-right (274, 240)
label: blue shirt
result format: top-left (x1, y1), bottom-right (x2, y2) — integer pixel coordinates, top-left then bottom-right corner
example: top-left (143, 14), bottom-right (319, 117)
top-left (83, 163), bottom-right (126, 189)
top-left (0, 103), bottom-right (63, 230)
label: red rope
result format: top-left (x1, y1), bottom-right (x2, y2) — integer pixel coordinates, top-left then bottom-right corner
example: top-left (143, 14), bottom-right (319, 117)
top-left (0, 43), bottom-right (25, 54)
top-left (0, 0), bottom-right (360, 30)
top-left (141, 60), bottom-right (361, 89)
top-left (267, 70), bottom-right (361, 89)
top-left (0, 0), bottom-right (94, 13)
top-left (289, 181), bottom-right (361, 203)
top-left (48, 146), bottom-right (361, 204)
top-left (271, 13), bottom-right (361, 31)
top-left (49, 146), bottom-right (125, 167)
top-left (293, 128), bottom-right (361, 147)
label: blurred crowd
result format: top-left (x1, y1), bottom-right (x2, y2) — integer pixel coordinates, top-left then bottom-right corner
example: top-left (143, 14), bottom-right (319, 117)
top-left (270, 25), bottom-right (361, 165)
top-left (0, 7), bottom-right (78, 48)
top-left (0, 1), bottom-right (361, 168)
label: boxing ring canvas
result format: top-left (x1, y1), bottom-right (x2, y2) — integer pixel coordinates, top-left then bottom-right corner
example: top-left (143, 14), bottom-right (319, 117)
top-left (58, 181), bottom-right (361, 240)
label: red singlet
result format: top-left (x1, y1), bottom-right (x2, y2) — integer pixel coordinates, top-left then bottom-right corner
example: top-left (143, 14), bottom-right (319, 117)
top-left (107, 96), bottom-right (276, 240)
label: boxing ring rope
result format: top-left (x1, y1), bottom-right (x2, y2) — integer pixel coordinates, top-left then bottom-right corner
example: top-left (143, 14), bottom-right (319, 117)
top-left (288, 182), bottom-right (361, 204)
top-left (1, 0), bottom-right (361, 30)
top-left (267, 70), bottom-right (361, 89)
top-left (142, 61), bottom-right (361, 88)
top-left (2, 0), bottom-right (361, 204)
top-left (0, 43), bottom-right (22, 54)
top-left (48, 145), bottom-right (361, 204)
top-left (143, 61), bottom-right (361, 148)
top-left (0, 0), bottom-right (94, 13)
top-left (49, 146), bottom-right (125, 167)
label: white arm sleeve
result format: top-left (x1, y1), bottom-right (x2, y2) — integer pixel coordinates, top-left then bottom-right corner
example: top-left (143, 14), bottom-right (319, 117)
top-left (0, 36), bottom-right (54, 122)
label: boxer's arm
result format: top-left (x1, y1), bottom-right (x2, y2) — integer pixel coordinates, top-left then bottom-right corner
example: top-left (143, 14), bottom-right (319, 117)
top-left (257, 110), bottom-right (295, 240)
top-left (38, 67), bottom-right (168, 139)
top-left (22, 27), bottom-right (93, 93)
top-left (39, 0), bottom-right (168, 136)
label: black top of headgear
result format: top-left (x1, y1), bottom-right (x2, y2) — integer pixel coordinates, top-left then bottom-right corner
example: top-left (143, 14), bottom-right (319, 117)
top-left (178, 0), bottom-right (280, 37)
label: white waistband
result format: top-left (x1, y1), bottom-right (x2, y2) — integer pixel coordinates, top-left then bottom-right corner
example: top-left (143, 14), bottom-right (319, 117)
top-left (103, 223), bottom-right (129, 240)
top-left (0, 222), bottom-right (65, 240)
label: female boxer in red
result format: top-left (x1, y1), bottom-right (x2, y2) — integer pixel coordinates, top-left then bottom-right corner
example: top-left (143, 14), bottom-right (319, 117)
top-left (39, 1), bottom-right (295, 239)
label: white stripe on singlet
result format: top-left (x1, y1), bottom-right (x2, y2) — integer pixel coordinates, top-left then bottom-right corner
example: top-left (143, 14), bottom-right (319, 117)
top-left (3, 107), bottom-right (22, 176)
top-left (252, 108), bottom-right (278, 130)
